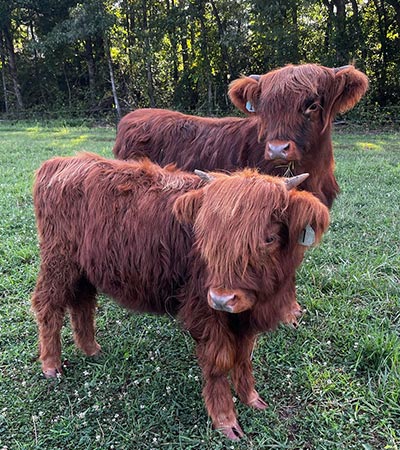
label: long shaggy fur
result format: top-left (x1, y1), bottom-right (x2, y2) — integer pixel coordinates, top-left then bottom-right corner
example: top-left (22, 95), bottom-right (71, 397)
top-left (113, 64), bottom-right (368, 208)
top-left (32, 153), bottom-right (329, 439)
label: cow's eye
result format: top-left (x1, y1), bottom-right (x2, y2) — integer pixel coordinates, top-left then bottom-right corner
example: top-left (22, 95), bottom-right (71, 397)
top-left (265, 236), bottom-right (275, 244)
top-left (305, 102), bottom-right (320, 115)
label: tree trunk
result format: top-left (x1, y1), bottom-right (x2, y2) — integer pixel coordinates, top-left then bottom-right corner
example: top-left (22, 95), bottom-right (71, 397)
top-left (349, 0), bottom-right (366, 61)
top-left (123, 0), bottom-right (137, 85)
top-left (322, 0), bottom-right (349, 64)
top-left (142, 0), bottom-right (156, 107)
top-left (178, 0), bottom-right (189, 74)
top-left (291, 2), bottom-right (300, 63)
top-left (333, 0), bottom-right (348, 63)
top-left (2, 21), bottom-right (23, 110)
top-left (209, 0), bottom-right (233, 81)
top-left (197, 0), bottom-right (213, 114)
top-left (84, 38), bottom-right (96, 107)
top-left (105, 37), bottom-right (122, 119)
top-left (29, 20), bottom-right (48, 107)
top-left (62, 63), bottom-right (72, 109)
top-left (180, 28), bottom-right (189, 73)
top-left (323, 0), bottom-right (334, 57)
top-left (373, 0), bottom-right (389, 105)
top-left (166, 0), bottom-right (179, 84)
top-left (0, 31), bottom-right (9, 113)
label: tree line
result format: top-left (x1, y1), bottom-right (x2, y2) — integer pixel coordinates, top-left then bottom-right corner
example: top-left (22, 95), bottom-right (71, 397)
top-left (0, 0), bottom-right (399, 121)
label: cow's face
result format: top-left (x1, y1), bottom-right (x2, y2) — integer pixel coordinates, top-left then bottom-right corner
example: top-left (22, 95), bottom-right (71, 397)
top-left (229, 64), bottom-right (368, 163)
top-left (174, 171), bottom-right (329, 314)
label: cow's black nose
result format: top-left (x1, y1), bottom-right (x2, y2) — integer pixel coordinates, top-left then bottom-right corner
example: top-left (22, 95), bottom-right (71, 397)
top-left (268, 142), bottom-right (290, 159)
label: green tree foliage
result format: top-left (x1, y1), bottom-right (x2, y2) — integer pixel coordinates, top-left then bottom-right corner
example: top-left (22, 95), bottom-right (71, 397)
top-left (0, 0), bottom-right (399, 117)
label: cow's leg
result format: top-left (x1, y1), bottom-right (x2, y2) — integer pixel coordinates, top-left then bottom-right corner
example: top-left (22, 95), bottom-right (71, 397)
top-left (68, 278), bottom-right (101, 358)
top-left (196, 337), bottom-right (244, 440)
top-left (32, 258), bottom-right (80, 378)
top-left (279, 281), bottom-right (303, 327)
top-left (231, 335), bottom-right (268, 410)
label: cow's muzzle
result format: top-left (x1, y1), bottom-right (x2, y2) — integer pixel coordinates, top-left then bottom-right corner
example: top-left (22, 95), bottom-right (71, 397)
top-left (208, 288), bottom-right (254, 313)
top-left (266, 140), bottom-right (300, 161)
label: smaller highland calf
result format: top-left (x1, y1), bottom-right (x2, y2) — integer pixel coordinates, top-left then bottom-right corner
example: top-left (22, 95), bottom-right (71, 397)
top-left (32, 153), bottom-right (329, 440)
top-left (113, 64), bottom-right (368, 208)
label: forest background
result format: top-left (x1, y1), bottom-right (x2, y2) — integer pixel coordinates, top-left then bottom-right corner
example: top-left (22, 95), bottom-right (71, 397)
top-left (0, 0), bottom-right (399, 125)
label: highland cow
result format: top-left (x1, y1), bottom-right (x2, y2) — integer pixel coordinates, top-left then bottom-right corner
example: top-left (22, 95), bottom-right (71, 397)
top-left (32, 153), bottom-right (329, 439)
top-left (113, 64), bottom-right (368, 208)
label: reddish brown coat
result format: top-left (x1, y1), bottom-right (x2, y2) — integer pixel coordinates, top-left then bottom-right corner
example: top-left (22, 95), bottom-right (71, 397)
top-left (113, 64), bottom-right (368, 208)
top-left (32, 153), bottom-right (329, 439)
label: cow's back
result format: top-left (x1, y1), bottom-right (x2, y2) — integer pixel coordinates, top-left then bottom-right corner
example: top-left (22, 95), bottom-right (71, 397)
top-left (34, 153), bottom-right (196, 314)
top-left (113, 108), bottom-right (261, 171)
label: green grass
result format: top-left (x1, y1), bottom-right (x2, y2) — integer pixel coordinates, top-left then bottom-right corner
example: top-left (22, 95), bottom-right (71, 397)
top-left (0, 122), bottom-right (399, 449)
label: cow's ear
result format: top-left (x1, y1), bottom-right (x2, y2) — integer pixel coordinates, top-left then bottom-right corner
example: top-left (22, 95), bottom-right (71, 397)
top-left (331, 66), bottom-right (369, 114)
top-left (228, 76), bottom-right (261, 114)
top-left (173, 189), bottom-right (204, 224)
top-left (287, 191), bottom-right (330, 247)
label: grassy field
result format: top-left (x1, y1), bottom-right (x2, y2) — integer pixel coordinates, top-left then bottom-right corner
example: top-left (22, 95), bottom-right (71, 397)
top-left (0, 122), bottom-right (399, 450)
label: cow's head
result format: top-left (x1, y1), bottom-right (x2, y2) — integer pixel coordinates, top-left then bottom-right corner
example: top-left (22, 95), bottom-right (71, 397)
top-left (174, 170), bottom-right (329, 314)
top-left (229, 64), bottom-right (368, 163)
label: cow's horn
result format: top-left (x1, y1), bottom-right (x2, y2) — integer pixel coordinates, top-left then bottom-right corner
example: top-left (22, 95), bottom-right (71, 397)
top-left (195, 169), bottom-right (214, 183)
top-left (333, 65), bottom-right (352, 73)
top-left (284, 173), bottom-right (309, 190)
top-left (249, 74), bottom-right (261, 81)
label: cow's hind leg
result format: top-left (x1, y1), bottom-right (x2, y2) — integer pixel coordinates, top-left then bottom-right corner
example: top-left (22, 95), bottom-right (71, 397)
top-left (68, 278), bottom-right (101, 357)
top-left (231, 335), bottom-right (268, 410)
top-left (32, 259), bottom-right (80, 378)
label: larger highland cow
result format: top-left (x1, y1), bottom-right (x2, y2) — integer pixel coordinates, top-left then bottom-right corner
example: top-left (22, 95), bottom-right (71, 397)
top-left (113, 64), bottom-right (368, 208)
top-left (32, 153), bottom-right (329, 440)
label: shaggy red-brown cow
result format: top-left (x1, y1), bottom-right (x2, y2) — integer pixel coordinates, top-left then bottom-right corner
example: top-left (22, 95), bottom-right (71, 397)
top-left (113, 64), bottom-right (368, 209)
top-left (32, 153), bottom-right (329, 440)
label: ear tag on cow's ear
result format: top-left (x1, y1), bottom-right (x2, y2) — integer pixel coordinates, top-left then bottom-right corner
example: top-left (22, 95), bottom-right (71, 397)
top-left (246, 101), bottom-right (255, 113)
top-left (298, 224), bottom-right (315, 246)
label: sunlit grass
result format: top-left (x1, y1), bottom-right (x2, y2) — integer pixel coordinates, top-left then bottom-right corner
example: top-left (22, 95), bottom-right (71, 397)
top-left (0, 123), bottom-right (399, 449)
top-left (356, 141), bottom-right (382, 151)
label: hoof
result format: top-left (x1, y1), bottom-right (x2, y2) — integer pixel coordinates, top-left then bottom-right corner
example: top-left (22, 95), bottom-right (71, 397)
top-left (87, 344), bottom-right (102, 357)
top-left (249, 396), bottom-right (268, 410)
top-left (218, 422), bottom-right (244, 441)
top-left (282, 302), bottom-right (303, 327)
top-left (247, 390), bottom-right (268, 410)
top-left (82, 342), bottom-right (101, 357)
top-left (42, 367), bottom-right (62, 379)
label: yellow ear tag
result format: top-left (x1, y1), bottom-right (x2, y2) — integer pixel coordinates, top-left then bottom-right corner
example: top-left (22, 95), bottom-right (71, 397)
top-left (298, 224), bottom-right (315, 246)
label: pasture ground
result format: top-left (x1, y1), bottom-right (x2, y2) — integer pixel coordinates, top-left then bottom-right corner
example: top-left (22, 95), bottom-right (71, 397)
top-left (0, 122), bottom-right (399, 449)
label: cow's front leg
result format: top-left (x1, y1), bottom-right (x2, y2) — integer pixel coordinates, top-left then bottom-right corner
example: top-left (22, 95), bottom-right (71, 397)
top-left (280, 282), bottom-right (303, 327)
top-left (196, 338), bottom-right (244, 440)
top-left (231, 335), bottom-right (268, 410)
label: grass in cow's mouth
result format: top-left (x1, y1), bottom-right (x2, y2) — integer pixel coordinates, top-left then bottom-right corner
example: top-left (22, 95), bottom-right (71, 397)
top-left (0, 122), bottom-right (399, 449)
